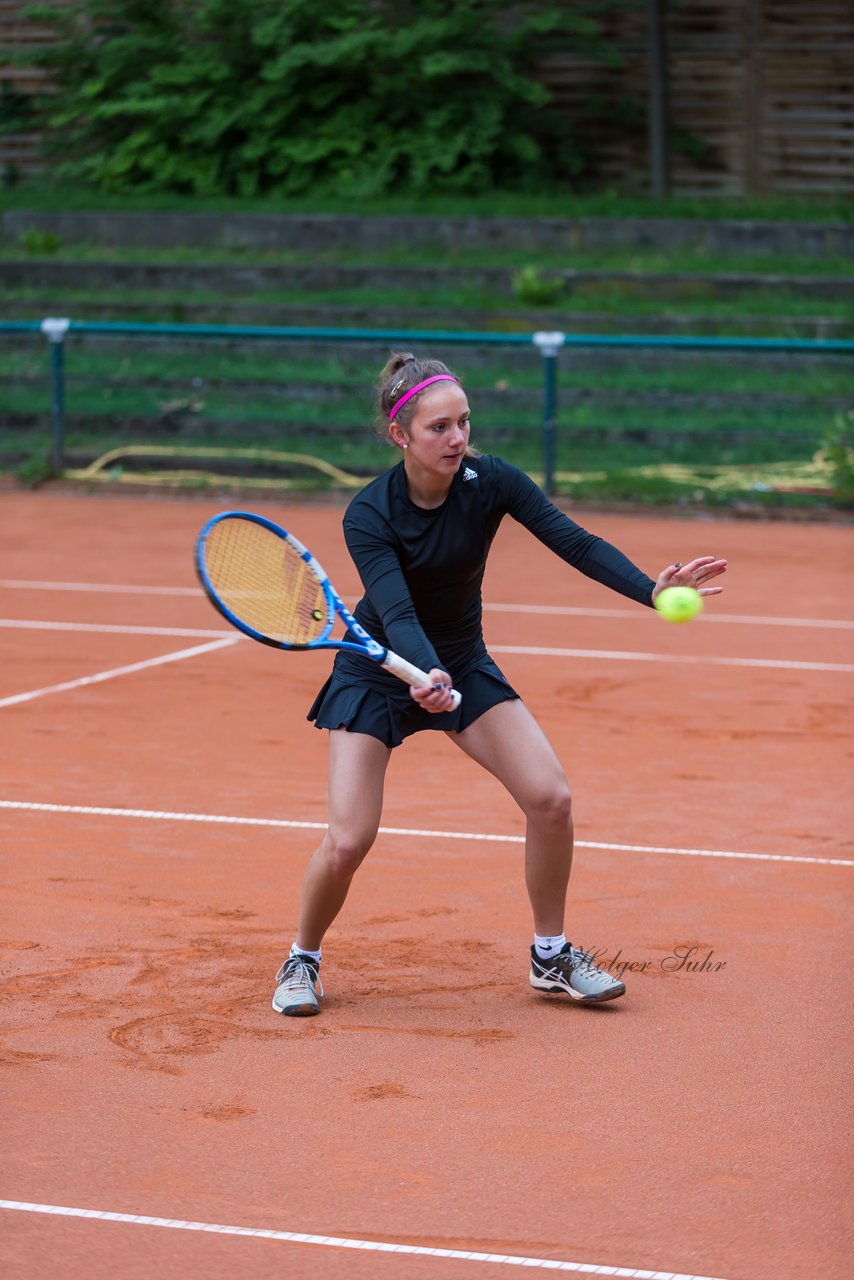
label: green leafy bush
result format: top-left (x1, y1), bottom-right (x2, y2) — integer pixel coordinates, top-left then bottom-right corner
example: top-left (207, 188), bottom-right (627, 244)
top-left (20, 0), bottom-right (618, 197)
top-left (512, 265), bottom-right (567, 306)
top-left (19, 227), bottom-right (62, 253)
top-left (17, 453), bottom-right (57, 487)
top-left (822, 412), bottom-right (854, 508)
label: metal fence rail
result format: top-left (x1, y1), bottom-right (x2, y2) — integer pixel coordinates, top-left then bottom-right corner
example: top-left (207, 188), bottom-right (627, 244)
top-left (2, 318), bottom-right (852, 494)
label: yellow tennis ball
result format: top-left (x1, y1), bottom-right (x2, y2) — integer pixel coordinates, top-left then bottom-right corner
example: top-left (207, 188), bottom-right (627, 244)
top-left (654, 586), bottom-right (703, 623)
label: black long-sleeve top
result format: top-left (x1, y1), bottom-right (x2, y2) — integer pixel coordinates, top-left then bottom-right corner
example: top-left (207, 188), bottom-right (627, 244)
top-left (339, 455), bottom-right (656, 682)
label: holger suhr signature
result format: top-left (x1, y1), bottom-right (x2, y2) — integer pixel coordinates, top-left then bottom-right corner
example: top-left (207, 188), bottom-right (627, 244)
top-left (584, 946), bottom-right (727, 979)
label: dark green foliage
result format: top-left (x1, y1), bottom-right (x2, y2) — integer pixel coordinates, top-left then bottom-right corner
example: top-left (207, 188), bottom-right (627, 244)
top-left (16, 452), bottom-right (57, 487)
top-left (0, 79), bottom-right (33, 132)
top-left (822, 412), bottom-right (854, 507)
top-left (19, 227), bottom-right (63, 253)
top-left (20, 0), bottom-right (619, 197)
top-left (512, 265), bottom-right (567, 306)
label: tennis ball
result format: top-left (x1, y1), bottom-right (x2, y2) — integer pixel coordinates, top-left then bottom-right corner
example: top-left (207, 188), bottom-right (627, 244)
top-left (654, 586), bottom-right (703, 623)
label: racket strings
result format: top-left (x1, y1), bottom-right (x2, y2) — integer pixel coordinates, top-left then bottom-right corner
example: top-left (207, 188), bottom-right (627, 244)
top-left (203, 521), bottom-right (328, 645)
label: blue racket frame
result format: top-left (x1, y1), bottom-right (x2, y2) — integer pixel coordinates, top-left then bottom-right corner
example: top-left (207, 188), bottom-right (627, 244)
top-left (196, 511), bottom-right (462, 708)
top-left (195, 510), bottom-right (387, 660)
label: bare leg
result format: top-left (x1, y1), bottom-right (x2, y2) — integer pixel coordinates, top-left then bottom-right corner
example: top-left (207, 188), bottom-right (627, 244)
top-left (451, 700), bottom-right (573, 936)
top-left (295, 729), bottom-right (391, 951)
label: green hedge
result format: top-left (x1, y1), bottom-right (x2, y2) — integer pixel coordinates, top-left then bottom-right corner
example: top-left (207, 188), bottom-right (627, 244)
top-left (19, 0), bottom-right (619, 197)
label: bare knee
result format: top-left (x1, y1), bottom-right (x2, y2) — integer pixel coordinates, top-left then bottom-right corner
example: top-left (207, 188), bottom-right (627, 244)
top-left (524, 779), bottom-right (573, 829)
top-left (320, 828), bottom-right (375, 879)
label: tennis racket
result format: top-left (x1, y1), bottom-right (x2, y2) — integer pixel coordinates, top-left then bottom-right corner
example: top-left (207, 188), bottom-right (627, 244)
top-left (195, 511), bottom-right (461, 709)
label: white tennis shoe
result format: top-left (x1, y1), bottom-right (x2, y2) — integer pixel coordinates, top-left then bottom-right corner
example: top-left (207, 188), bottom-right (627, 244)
top-left (272, 953), bottom-right (323, 1016)
top-left (529, 944), bottom-right (626, 1003)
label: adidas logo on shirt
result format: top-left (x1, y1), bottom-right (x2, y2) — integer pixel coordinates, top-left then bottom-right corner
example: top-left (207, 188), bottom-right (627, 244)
top-left (463, 467), bottom-right (478, 481)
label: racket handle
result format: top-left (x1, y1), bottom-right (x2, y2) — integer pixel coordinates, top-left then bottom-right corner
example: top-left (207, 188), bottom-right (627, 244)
top-left (382, 651), bottom-right (462, 710)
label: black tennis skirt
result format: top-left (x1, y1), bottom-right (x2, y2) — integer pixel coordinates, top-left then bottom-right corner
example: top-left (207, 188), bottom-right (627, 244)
top-left (307, 653), bottom-right (519, 748)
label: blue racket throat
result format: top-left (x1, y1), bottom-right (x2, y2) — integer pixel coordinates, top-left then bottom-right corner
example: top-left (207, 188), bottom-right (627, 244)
top-left (195, 511), bottom-right (461, 709)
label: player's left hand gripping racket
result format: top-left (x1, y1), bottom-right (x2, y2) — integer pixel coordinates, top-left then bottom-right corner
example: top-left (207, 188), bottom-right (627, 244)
top-left (196, 511), bottom-right (461, 709)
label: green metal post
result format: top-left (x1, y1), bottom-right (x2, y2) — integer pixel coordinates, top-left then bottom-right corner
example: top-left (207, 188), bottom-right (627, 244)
top-left (41, 318), bottom-right (70, 470)
top-left (533, 332), bottom-right (565, 498)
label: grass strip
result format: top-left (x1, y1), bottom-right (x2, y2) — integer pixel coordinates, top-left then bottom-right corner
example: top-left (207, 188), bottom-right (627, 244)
top-left (5, 281), bottom-right (850, 320)
top-left (2, 346), bottom-right (849, 397)
top-left (2, 183), bottom-right (851, 222)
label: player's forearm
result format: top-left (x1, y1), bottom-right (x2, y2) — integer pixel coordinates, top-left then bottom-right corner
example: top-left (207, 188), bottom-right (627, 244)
top-left (509, 470), bottom-right (655, 606)
top-left (346, 527), bottom-right (444, 674)
top-left (378, 602), bottom-right (443, 675)
top-left (574, 540), bottom-right (656, 605)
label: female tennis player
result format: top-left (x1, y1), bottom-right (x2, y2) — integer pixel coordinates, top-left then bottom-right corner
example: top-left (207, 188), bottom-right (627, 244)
top-left (273, 353), bottom-right (727, 1016)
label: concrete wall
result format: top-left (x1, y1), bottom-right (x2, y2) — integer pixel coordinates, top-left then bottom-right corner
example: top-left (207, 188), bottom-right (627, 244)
top-left (3, 211), bottom-right (852, 257)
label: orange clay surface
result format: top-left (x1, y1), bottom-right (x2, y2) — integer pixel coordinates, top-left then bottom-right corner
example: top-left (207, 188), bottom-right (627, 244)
top-left (1, 490), bottom-right (852, 1280)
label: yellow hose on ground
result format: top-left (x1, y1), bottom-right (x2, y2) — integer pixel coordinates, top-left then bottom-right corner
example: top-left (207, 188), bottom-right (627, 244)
top-left (64, 445), bottom-right (367, 490)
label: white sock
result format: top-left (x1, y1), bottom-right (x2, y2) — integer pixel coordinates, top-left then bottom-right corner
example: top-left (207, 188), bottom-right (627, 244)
top-left (291, 941), bottom-right (322, 965)
top-left (534, 933), bottom-right (567, 960)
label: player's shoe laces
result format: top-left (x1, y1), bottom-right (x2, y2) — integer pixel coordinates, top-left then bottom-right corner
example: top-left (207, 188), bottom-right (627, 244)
top-left (272, 953), bottom-right (323, 1017)
top-left (529, 943), bottom-right (626, 1003)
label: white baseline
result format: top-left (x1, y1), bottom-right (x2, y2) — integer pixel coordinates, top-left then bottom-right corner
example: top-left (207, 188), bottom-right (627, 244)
top-left (0, 1199), bottom-right (738, 1280)
top-left (0, 800), bottom-right (849, 867)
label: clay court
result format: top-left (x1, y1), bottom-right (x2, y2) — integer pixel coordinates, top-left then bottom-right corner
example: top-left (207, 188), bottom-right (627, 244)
top-left (1, 489), bottom-right (851, 1280)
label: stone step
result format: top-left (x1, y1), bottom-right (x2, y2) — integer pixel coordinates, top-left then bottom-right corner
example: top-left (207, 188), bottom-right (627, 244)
top-left (3, 210), bottom-right (853, 257)
top-left (3, 258), bottom-right (851, 299)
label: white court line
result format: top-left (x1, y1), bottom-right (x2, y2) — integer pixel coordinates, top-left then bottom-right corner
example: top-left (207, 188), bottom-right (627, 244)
top-left (2, 580), bottom-right (852, 631)
top-left (491, 645), bottom-right (854, 674)
top-left (1, 800), bottom-right (850, 867)
top-left (0, 619), bottom-right (229, 639)
top-left (1, 619), bottom-right (850, 674)
top-left (0, 637), bottom-right (238, 708)
top-left (486, 603), bottom-right (854, 631)
top-left (0, 579), bottom-right (200, 597)
top-left (0, 1200), bottom-right (736, 1279)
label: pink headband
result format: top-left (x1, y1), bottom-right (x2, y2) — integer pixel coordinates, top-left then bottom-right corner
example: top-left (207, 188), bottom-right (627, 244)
top-left (388, 374), bottom-right (458, 422)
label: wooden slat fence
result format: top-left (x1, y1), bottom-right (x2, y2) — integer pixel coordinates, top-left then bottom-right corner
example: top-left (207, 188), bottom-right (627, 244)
top-left (1, 0), bottom-right (851, 196)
